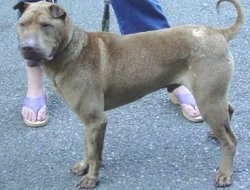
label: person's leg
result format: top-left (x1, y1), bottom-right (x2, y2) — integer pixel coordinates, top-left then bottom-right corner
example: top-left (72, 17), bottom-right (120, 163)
top-left (21, 65), bottom-right (48, 127)
top-left (111, 0), bottom-right (203, 122)
top-left (169, 86), bottom-right (203, 122)
top-left (19, 0), bottom-right (57, 127)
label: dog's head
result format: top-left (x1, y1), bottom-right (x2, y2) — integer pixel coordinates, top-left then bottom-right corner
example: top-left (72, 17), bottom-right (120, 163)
top-left (13, 0), bottom-right (69, 66)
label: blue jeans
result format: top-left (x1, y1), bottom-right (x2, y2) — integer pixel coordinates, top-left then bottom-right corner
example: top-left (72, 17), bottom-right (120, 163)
top-left (111, 0), bottom-right (170, 34)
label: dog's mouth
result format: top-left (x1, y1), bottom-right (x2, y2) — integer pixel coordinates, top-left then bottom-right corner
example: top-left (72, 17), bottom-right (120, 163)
top-left (21, 46), bottom-right (56, 67)
top-left (19, 39), bottom-right (57, 62)
top-left (47, 47), bottom-right (56, 60)
top-left (22, 52), bottom-right (44, 67)
top-left (22, 51), bottom-right (43, 60)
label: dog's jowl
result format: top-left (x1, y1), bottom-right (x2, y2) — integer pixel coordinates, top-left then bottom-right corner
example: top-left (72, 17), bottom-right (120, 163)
top-left (14, 0), bottom-right (244, 189)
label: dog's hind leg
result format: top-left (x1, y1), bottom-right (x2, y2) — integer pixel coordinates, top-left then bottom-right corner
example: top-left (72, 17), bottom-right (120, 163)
top-left (192, 85), bottom-right (237, 187)
top-left (208, 102), bottom-right (235, 139)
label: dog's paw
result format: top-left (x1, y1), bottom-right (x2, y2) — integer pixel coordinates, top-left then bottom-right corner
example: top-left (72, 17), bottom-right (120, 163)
top-left (215, 168), bottom-right (232, 187)
top-left (76, 175), bottom-right (99, 189)
top-left (70, 161), bottom-right (89, 176)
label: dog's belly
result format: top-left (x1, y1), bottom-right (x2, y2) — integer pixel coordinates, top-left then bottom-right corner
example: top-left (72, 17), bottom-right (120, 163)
top-left (104, 92), bottom-right (155, 111)
top-left (104, 81), bottom-right (167, 110)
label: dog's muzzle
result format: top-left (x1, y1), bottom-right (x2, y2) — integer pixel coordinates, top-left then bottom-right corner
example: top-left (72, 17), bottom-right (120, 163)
top-left (19, 39), bottom-right (55, 66)
top-left (19, 40), bottom-right (45, 60)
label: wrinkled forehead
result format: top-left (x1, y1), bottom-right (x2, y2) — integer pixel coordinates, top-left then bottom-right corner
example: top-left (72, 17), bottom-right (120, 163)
top-left (19, 2), bottom-right (53, 23)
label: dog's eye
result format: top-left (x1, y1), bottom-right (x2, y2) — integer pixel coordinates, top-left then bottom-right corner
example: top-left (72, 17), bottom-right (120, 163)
top-left (40, 23), bottom-right (52, 29)
top-left (19, 22), bottom-right (26, 27)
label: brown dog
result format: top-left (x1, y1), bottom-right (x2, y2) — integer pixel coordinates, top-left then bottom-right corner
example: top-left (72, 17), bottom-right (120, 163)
top-left (14, 0), bottom-right (244, 188)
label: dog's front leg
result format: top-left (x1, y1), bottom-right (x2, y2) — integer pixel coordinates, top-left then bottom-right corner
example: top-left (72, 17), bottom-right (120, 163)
top-left (71, 108), bottom-right (107, 189)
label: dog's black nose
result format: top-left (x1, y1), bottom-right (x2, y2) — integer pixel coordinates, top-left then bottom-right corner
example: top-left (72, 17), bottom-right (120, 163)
top-left (21, 45), bottom-right (33, 51)
top-left (19, 41), bottom-right (35, 52)
top-left (19, 39), bottom-right (43, 61)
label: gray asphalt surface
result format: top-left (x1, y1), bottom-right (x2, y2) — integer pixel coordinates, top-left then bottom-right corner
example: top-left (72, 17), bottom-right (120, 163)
top-left (0, 0), bottom-right (249, 189)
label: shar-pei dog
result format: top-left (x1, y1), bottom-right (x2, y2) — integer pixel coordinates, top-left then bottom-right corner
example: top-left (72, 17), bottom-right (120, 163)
top-left (14, 0), bottom-right (244, 188)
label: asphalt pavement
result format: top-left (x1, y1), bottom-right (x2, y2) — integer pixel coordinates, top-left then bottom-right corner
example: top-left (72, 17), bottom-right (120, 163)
top-left (0, 0), bottom-right (249, 189)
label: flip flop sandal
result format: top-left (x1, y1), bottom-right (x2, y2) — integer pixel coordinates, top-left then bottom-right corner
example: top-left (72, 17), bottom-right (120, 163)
top-left (22, 95), bottom-right (49, 127)
top-left (169, 93), bottom-right (203, 123)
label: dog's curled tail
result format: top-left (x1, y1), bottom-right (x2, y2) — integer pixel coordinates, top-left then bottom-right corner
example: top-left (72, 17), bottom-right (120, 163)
top-left (217, 0), bottom-right (244, 41)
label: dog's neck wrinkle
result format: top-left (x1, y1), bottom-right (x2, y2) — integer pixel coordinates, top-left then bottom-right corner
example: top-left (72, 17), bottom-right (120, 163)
top-left (42, 26), bottom-right (88, 88)
top-left (54, 22), bottom-right (75, 57)
top-left (50, 26), bottom-right (87, 72)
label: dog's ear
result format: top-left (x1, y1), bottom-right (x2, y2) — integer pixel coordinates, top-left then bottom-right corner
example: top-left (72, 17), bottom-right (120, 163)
top-left (13, 1), bottom-right (30, 14)
top-left (45, 0), bottom-right (55, 3)
top-left (49, 4), bottom-right (66, 19)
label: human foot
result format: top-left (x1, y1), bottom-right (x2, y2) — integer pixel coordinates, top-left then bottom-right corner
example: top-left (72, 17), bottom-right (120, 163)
top-left (21, 95), bottom-right (48, 127)
top-left (169, 89), bottom-right (203, 123)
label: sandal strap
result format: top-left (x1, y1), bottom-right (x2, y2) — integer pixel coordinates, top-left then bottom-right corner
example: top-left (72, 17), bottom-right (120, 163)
top-left (175, 93), bottom-right (196, 108)
top-left (23, 95), bottom-right (46, 114)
